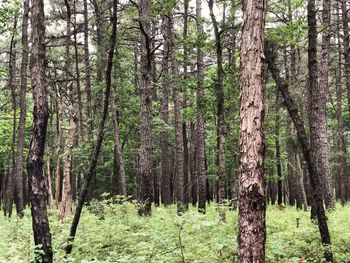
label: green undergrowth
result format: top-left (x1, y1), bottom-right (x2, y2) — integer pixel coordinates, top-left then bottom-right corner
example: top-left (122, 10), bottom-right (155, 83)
top-left (0, 201), bottom-right (349, 263)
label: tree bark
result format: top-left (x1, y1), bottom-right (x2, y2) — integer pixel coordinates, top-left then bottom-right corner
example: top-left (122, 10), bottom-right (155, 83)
top-left (13, 0), bottom-right (29, 218)
top-left (196, 0), bottom-right (206, 214)
top-left (160, 13), bottom-right (172, 206)
top-left (111, 90), bottom-right (127, 196)
top-left (137, 0), bottom-right (153, 216)
top-left (316, 0), bottom-right (334, 210)
top-left (28, 0), bottom-right (53, 260)
top-left (238, 0), bottom-right (266, 261)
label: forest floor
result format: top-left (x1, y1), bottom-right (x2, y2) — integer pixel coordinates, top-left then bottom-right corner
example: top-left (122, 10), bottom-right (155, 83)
top-left (0, 200), bottom-right (349, 263)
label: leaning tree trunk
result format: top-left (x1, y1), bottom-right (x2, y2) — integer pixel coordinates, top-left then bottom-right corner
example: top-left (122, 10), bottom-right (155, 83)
top-left (265, 41), bottom-right (333, 262)
top-left (65, 0), bottom-right (118, 254)
top-left (27, 0), bottom-right (53, 261)
top-left (238, 0), bottom-right (266, 261)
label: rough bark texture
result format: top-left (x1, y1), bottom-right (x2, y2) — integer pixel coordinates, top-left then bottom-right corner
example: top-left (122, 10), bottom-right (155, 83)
top-left (316, 0), bottom-right (334, 210)
top-left (196, 0), bottom-right (206, 214)
top-left (66, 0), bottom-right (118, 253)
top-left (160, 13), bottom-right (172, 206)
top-left (265, 41), bottom-right (333, 262)
top-left (238, 0), bottom-right (266, 261)
top-left (137, 0), bottom-right (153, 216)
top-left (28, 0), bottom-right (53, 260)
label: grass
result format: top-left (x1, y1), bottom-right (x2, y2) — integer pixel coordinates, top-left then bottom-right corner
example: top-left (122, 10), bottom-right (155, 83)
top-left (0, 200), bottom-right (349, 263)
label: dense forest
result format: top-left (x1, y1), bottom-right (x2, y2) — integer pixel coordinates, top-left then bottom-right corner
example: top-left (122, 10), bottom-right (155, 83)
top-left (0, 0), bottom-right (350, 262)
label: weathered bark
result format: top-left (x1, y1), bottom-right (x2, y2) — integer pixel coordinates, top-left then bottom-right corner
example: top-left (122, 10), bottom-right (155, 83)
top-left (196, 0), bottom-right (206, 214)
top-left (111, 90), bottom-right (127, 196)
top-left (66, 0), bottom-right (118, 254)
top-left (160, 13), bottom-right (172, 206)
top-left (265, 41), bottom-right (333, 262)
top-left (316, 0), bottom-right (334, 210)
top-left (238, 0), bottom-right (266, 260)
top-left (137, 0), bottom-right (153, 216)
top-left (209, 0), bottom-right (226, 221)
top-left (14, 0), bottom-right (29, 218)
top-left (28, 0), bottom-right (52, 260)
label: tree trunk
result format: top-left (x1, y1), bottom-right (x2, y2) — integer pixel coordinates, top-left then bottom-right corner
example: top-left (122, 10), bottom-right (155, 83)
top-left (55, 101), bottom-right (63, 209)
top-left (83, 0), bottom-right (92, 136)
top-left (296, 153), bottom-right (308, 211)
top-left (13, 0), bottom-right (29, 218)
top-left (28, 0), bottom-right (52, 260)
top-left (5, 17), bottom-right (18, 217)
top-left (65, 0), bottom-right (118, 254)
top-left (160, 13), bottom-right (172, 206)
top-left (196, 0), bottom-right (206, 214)
top-left (316, 0), bottom-right (334, 210)
top-left (59, 114), bottom-right (77, 220)
top-left (111, 90), bottom-right (127, 196)
top-left (238, 0), bottom-right (266, 260)
top-left (341, 0), bottom-right (350, 124)
top-left (209, 0), bottom-right (226, 221)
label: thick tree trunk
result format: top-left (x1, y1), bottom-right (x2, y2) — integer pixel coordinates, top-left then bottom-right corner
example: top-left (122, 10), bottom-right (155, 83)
top-left (196, 0), bottom-right (206, 214)
top-left (65, 0), bottom-right (118, 254)
top-left (238, 0), bottom-right (266, 261)
top-left (28, 0), bottom-right (52, 260)
top-left (316, 0), bottom-right (334, 210)
top-left (160, 13), bottom-right (172, 206)
top-left (137, 0), bottom-right (153, 216)
top-left (296, 153), bottom-right (308, 211)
